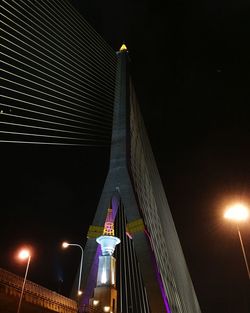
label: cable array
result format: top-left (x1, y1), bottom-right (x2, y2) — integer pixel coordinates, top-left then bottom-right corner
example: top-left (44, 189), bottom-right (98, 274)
top-left (0, 0), bottom-right (117, 146)
top-left (116, 202), bottom-right (151, 313)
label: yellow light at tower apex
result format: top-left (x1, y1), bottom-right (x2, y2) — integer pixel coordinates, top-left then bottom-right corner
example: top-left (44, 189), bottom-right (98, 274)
top-left (119, 44), bottom-right (128, 51)
top-left (224, 203), bottom-right (249, 222)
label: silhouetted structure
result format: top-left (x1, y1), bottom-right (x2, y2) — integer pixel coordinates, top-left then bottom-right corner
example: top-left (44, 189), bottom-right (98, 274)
top-left (79, 46), bottom-right (201, 313)
top-left (0, 268), bottom-right (77, 313)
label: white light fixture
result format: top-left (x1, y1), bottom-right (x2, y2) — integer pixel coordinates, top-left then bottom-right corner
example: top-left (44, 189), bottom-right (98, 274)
top-left (224, 203), bottom-right (250, 279)
top-left (62, 242), bottom-right (69, 248)
top-left (17, 248), bottom-right (32, 313)
top-left (61, 242), bottom-right (84, 294)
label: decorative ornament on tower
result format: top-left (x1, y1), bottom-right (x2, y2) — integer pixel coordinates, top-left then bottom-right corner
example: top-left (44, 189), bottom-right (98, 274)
top-left (96, 209), bottom-right (120, 256)
top-left (89, 208), bottom-right (120, 313)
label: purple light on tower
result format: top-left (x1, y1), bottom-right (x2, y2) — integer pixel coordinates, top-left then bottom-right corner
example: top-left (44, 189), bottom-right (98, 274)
top-left (156, 267), bottom-right (172, 313)
top-left (81, 245), bottom-right (101, 305)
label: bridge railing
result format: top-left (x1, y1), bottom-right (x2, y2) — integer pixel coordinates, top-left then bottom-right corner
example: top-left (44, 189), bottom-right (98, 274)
top-left (79, 304), bottom-right (104, 313)
top-left (0, 267), bottom-right (77, 313)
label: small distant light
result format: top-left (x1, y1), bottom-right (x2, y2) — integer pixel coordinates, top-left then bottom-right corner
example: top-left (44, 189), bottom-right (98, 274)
top-left (119, 44), bottom-right (128, 52)
top-left (126, 231), bottom-right (132, 239)
top-left (224, 204), bottom-right (249, 222)
top-left (62, 242), bottom-right (69, 248)
top-left (18, 249), bottom-right (30, 260)
top-left (103, 306), bottom-right (110, 312)
top-left (77, 290), bottom-right (82, 296)
top-left (93, 300), bottom-right (99, 306)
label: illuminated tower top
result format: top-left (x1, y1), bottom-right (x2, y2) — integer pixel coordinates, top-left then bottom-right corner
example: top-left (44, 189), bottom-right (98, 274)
top-left (96, 208), bottom-right (120, 256)
top-left (119, 43), bottom-right (128, 52)
top-left (103, 209), bottom-right (114, 236)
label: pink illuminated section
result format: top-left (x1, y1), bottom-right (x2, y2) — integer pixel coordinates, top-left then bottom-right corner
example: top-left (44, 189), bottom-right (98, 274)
top-left (126, 232), bottom-right (132, 239)
top-left (103, 208), bottom-right (115, 236)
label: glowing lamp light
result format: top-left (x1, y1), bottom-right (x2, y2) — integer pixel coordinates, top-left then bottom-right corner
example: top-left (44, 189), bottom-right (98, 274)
top-left (224, 203), bottom-right (249, 222)
top-left (93, 300), bottom-right (99, 306)
top-left (61, 241), bottom-right (84, 295)
top-left (18, 249), bottom-right (30, 260)
top-left (103, 306), bottom-right (110, 312)
top-left (16, 247), bottom-right (32, 313)
top-left (224, 202), bottom-right (250, 279)
top-left (62, 242), bottom-right (69, 248)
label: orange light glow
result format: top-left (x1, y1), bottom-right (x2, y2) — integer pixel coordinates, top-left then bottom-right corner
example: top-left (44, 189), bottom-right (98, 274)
top-left (93, 300), bottom-right (99, 306)
top-left (18, 249), bottom-right (30, 260)
top-left (62, 242), bottom-right (69, 248)
top-left (224, 203), bottom-right (249, 222)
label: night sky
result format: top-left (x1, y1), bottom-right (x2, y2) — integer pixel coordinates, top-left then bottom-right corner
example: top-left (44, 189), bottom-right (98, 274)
top-left (1, 1), bottom-right (250, 312)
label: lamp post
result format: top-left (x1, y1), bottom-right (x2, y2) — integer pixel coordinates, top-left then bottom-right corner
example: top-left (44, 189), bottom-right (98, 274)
top-left (224, 203), bottom-right (250, 279)
top-left (62, 242), bottom-right (84, 296)
top-left (17, 249), bottom-right (31, 313)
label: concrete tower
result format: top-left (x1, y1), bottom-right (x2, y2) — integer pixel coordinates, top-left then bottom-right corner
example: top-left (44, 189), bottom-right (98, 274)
top-left (79, 45), bottom-right (201, 313)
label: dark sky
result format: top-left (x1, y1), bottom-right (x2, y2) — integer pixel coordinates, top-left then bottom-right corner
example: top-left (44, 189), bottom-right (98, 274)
top-left (1, 1), bottom-right (250, 312)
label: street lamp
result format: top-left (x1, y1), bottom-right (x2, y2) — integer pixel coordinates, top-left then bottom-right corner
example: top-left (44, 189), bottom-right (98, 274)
top-left (62, 242), bottom-right (84, 295)
top-left (17, 249), bottom-right (31, 313)
top-left (224, 203), bottom-right (250, 279)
